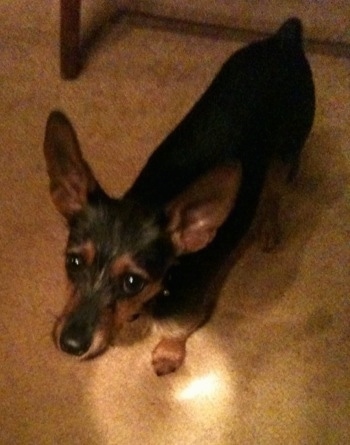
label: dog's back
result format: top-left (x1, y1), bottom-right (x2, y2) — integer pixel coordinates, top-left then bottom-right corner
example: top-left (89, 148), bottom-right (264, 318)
top-left (128, 18), bottom-right (315, 208)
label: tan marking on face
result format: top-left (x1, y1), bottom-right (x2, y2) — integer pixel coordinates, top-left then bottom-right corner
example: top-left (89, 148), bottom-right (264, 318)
top-left (110, 254), bottom-right (150, 280)
top-left (80, 307), bottom-right (114, 359)
top-left (53, 285), bottom-right (114, 359)
top-left (115, 281), bottom-right (163, 331)
top-left (67, 240), bottom-right (96, 266)
top-left (111, 255), bottom-right (164, 335)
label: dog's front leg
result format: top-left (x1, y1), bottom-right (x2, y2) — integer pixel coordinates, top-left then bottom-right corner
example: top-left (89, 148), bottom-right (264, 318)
top-left (151, 314), bottom-right (204, 376)
top-left (148, 164), bottom-right (242, 376)
top-left (150, 253), bottom-right (219, 376)
top-left (152, 336), bottom-right (188, 376)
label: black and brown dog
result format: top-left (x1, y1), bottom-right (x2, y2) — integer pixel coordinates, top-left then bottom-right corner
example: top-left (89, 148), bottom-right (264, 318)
top-left (44, 18), bottom-right (315, 375)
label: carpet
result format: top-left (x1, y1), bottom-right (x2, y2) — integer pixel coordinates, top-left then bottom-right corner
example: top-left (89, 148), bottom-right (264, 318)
top-left (0, 2), bottom-right (349, 444)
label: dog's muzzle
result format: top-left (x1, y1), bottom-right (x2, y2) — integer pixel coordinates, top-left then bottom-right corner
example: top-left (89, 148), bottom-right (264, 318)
top-left (59, 303), bottom-right (98, 356)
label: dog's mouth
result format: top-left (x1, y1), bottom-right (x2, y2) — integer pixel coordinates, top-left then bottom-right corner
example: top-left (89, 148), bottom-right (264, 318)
top-left (53, 307), bottom-right (146, 360)
top-left (54, 325), bottom-right (110, 360)
top-left (53, 306), bottom-right (115, 360)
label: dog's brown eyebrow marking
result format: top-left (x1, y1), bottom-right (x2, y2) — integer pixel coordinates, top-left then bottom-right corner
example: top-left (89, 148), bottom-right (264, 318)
top-left (67, 240), bottom-right (96, 266)
top-left (115, 281), bottom-right (163, 329)
top-left (110, 254), bottom-right (150, 280)
top-left (111, 254), bottom-right (163, 330)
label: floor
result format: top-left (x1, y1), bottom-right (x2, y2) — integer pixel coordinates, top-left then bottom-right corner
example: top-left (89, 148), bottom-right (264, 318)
top-left (0, 2), bottom-right (349, 444)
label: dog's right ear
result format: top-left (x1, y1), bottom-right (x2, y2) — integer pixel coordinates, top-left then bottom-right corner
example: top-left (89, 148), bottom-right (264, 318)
top-left (166, 164), bottom-right (242, 255)
top-left (44, 111), bottom-right (99, 219)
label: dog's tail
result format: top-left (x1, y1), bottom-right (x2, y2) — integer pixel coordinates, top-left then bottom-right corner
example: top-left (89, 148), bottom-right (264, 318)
top-left (275, 17), bottom-right (304, 52)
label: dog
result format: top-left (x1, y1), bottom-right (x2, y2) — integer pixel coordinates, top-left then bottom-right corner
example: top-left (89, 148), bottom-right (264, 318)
top-left (44, 18), bottom-right (315, 375)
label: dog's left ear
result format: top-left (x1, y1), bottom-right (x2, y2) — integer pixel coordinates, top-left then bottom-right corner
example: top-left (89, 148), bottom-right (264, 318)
top-left (44, 111), bottom-right (99, 219)
top-left (166, 164), bottom-right (242, 255)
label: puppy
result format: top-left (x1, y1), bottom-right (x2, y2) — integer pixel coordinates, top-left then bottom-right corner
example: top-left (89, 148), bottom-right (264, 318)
top-left (44, 18), bottom-right (315, 375)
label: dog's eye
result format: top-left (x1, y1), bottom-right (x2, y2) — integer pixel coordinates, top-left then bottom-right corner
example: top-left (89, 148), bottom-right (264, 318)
top-left (66, 253), bottom-right (84, 270)
top-left (122, 274), bottom-right (146, 295)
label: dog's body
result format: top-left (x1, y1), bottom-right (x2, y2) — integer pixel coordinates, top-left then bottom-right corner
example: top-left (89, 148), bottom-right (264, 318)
top-left (44, 18), bottom-right (315, 375)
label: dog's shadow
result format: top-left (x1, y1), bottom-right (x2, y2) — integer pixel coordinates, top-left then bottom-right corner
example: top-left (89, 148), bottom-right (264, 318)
top-left (207, 127), bottom-right (347, 360)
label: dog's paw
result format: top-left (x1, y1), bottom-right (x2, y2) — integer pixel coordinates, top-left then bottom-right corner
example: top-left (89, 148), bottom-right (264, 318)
top-left (151, 338), bottom-right (186, 376)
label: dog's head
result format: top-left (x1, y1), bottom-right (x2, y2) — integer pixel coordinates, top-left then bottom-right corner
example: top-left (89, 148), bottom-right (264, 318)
top-left (44, 111), bottom-right (241, 359)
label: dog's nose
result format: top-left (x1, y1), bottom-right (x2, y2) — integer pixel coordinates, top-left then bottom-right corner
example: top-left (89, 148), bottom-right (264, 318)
top-left (59, 328), bottom-right (92, 356)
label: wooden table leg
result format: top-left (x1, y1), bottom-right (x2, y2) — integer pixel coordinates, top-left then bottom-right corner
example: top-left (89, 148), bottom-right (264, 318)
top-left (60, 0), bottom-right (82, 79)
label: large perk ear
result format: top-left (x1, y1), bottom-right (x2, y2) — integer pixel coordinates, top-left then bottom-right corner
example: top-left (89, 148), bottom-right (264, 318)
top-left (166, 164), bottom-right (242, 255)
top-left (44, 111), bottom-right (98, 219)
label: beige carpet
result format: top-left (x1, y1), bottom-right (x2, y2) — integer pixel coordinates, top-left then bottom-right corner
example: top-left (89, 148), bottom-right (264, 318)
top-left (0, 2), bottom-right (349, 444)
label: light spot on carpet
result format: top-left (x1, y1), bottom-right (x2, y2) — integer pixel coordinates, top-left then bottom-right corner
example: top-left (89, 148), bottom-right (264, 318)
top-left (177, 372), bottom-right (222, 401)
